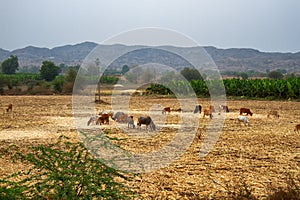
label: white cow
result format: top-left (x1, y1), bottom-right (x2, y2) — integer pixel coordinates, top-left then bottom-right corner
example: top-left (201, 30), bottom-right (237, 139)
top-left (237, 115), bottom-right (250, 126)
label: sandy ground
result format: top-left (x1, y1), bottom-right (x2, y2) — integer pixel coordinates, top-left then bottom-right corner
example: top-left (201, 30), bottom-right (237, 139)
top-left (0, 95), bottom-right (299, 199)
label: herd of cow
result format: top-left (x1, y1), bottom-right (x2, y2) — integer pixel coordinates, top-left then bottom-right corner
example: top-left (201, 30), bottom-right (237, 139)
top-left (191, 104), bottom-right (252, 126)
top-left (87, 111), bottom-right (156, 131)
top-left (86, 104), bottom-right (300, 133)
top-left (2, 102), bottom-right (299, 133)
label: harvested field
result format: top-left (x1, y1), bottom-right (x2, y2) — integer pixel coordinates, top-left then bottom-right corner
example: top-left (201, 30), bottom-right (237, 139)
top-left (0, 95), bottom-right (299, 199)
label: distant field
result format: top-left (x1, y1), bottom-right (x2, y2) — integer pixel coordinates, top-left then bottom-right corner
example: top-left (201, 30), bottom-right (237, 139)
top-left (0, 95), bottom-right (299, 199)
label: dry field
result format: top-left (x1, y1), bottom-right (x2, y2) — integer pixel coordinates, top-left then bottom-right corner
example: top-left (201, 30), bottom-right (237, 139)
top-left (0, 95), bottom-right (299, 199)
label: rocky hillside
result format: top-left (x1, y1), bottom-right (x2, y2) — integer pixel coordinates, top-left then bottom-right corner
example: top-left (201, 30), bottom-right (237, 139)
top-left (0, 42), bottom-right (299, 73)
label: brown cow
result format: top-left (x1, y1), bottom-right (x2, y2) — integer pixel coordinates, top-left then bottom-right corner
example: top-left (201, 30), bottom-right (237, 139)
top-left (97, 112), bottom-right (113, 125)
top-left (294, 124), bottom-right (300, 133)
top-left (240, 108), bottom-right (253, 116)
top-left (267, 110), bottom-right (279, 118)
top-left (6, 103), bottom-right (12, 112)
top-left (162, 107), bottom-right (171, 114)
top-left (203, 109), bottom-right (213, 119)
top-left (97, 114), bottom-right (109, 125)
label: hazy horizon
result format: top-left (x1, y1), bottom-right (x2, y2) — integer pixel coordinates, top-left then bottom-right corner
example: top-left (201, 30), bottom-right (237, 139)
top-left (1, 0), bottom-right (300, 53)
top-left (1, 41), bottom-right (300, 54)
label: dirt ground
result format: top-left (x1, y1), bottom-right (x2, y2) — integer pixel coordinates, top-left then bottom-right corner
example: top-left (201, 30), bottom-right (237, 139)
top-left (0, 95), bottom-right (299, 199)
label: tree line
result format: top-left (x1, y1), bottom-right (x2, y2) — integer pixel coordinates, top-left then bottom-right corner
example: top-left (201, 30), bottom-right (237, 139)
top-left (0, 55), bottom-right (120, 95)
top-left (1, 55), bottom-right (299, 99)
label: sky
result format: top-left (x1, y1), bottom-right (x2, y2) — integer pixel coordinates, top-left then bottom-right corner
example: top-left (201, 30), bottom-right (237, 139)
top-left (0, 0), bottom-right (299, 52)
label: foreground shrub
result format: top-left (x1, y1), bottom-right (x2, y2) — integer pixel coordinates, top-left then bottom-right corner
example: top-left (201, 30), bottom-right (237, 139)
top-left (0, 136), bottom-right (136, 199)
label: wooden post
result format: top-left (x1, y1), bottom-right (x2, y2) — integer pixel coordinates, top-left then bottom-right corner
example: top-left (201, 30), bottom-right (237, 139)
top-left (95, 58), bottom-right (101, 103)
top-left (96, 80), bottom-right (101, 103)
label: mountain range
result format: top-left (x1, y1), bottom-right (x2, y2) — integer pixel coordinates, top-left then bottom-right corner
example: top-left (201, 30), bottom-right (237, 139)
top-left (0, 42), bottom-right (299, 73)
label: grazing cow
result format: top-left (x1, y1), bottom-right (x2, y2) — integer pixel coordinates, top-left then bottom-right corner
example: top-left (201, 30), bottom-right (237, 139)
top-left (267, 110), bottom-right (279, 118)
top-left (113, 112), bottom-right (125, 120)
top-left (116, 114), bottom-right (129, 123)
top-left (203, 109), bottom-right (213, 119)
top-left (6, 104), bottom-right (12, 112)
top-left (97, 114), bottom-right (110, 125)
top-left (193, 105), bottom-right (202, 114)
top-left (87, 115), bottom-right (99, 126)
top-left (240, 108), bottom-right (253, 116)
top-left (219, 105), bottom-right (229, 113)
top-left (113, 112), bottom-right (129, 123)
top-left (162, 107), bottom-right (171, 114)
top-left (97, 112), bottom-right (113, 125)
top-left (294, 124), bottom-right (300, 133)
top-left (137, 116), bottom-right (156, 131)
top-left (128, 116), bottom-right (135, 129)
top-left (237, 115), bottom-right (250, 126)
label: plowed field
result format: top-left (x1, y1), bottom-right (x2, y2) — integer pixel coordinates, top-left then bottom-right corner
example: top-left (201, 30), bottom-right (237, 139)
top-left (0, 95), bottom-right (299, 199)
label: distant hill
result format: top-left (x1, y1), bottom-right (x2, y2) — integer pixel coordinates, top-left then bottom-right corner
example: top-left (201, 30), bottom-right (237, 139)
top-left (0, 42), bottom-right (299, 73)
top-left (0, 48), bottom-right (10, 61)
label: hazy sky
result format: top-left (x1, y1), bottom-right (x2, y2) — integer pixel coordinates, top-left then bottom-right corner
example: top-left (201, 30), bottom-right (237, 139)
top-left (0, 0), bottom-right (299, 52)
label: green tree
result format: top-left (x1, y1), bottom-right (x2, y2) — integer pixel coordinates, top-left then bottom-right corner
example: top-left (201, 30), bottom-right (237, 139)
top-left (180, 67), bottom-right (203, 81)
top-left (268, 71), bottom-right (283, 79)
top-left (1, 55), bottom-right (19, 74)
top-left (63, 67), bottom-right (78, 93)
top-left (240, 72), bottom-right (249, 80)
top-left (122, 65), bottom-right (130, 75)
top-left (65, 67), bottom-right (77, 83)
top-left (40, 61), bottom-right (60, 81)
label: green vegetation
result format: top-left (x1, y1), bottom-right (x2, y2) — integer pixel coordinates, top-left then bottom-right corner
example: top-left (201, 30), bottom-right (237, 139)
top-left (146, 78), bottom-right (300, 99)
top-left (180, 67), bottom-right (204, 81)
top-left (268, 70), bottom-right (284, 79)
top-left (0, 73), bottom-right (41, 83)
top-left (0, 61), bottom-right (298, 100)
top-left (40, 61), bottom-right (61, 81)
top-left (100, 76), bottom-right (119, 85)
top-left (0, 60), bottom-right (121, 95)
top-left (121, 65), bottom-right (130, 75)
top-left (0, 136), bottom-right (136, 199)
top-left (1, 55), bottom-right (19, 74)
top-left (0, 73), bottom-right (41, 94)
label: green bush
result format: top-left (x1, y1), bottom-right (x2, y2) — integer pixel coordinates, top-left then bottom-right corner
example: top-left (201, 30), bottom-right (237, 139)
top-left (100, 76), bottom-right (119, 85)
top-left (52, 76), bottom-right (65, 93)
top-left (0, 136), bottom-right (136, 199)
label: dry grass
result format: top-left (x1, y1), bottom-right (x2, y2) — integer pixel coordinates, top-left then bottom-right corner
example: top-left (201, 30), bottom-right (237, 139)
top-left (0, 95), bottom-right (299, 199)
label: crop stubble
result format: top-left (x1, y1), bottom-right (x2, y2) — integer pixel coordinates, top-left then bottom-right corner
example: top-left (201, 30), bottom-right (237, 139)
top-left (0, 95), bottom-right (299, 199)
